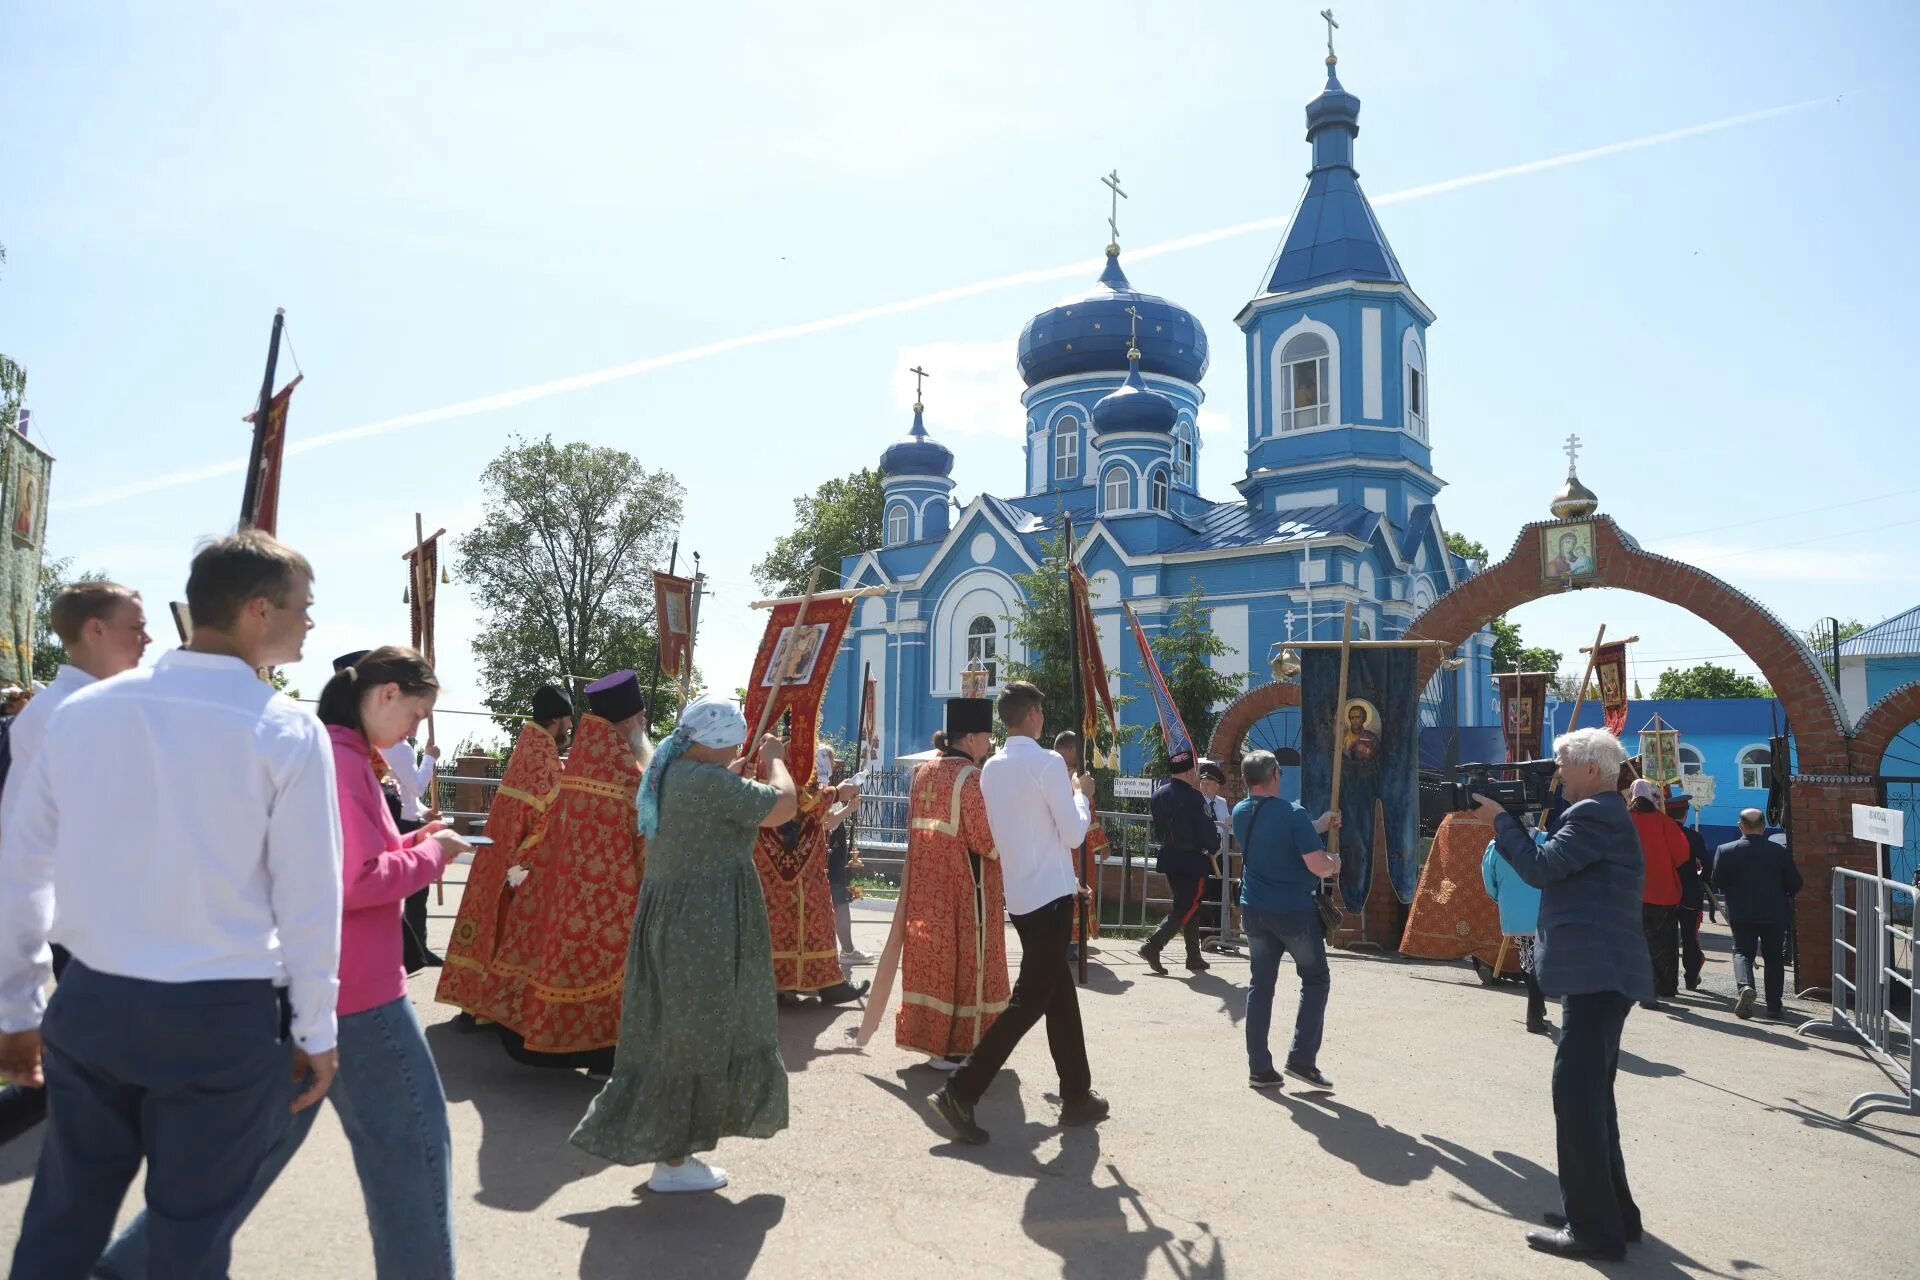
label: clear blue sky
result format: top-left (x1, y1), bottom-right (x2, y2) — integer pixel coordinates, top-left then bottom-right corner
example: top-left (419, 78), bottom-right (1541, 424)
top-left (4, 1), bottom-right (1917, 742)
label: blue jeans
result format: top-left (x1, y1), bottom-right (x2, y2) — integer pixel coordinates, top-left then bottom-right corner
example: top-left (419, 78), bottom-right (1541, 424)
top-left (10, 961), bottom-right (290, 1280)
top-left (96, 996), bottom-right (455, 1280)
top-left (1241, 905), bottom-right (1329, 1075)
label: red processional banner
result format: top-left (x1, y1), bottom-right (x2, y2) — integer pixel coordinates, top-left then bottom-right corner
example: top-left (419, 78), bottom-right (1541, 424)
top-left (1496, 671), bottom-right (1550, 762)
top-left (652, 570), bottom-right (695, 679)
top-left (241, 375), bottom-right (302, 537)
top-left (741, 596), bottom-right (855, 790)
top-left (1592, 642), bottom-right (1630, 735)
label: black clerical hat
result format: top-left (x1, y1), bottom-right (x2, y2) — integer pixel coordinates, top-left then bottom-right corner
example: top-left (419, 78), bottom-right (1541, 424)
top-left (531, 684), bottom-right (572, 722)
top-left (944, 698), bottom-right (994, 738)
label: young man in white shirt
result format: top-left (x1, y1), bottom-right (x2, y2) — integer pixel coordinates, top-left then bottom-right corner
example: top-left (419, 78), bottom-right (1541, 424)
top-left (932, 681), bottom-right (1108, 1144)
top-left (0, 530), bottom-right (344, 1280)
top-left (0, 580), bottom-right (151, 1147)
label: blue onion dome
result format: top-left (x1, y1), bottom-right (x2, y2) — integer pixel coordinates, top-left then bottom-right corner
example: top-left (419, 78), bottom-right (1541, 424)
top-left (878, 403), bottom-right (953, 478)
top-left (1091, 348), bottom-right (1178, 436)
top-left (1017, 247), bottom-right (1209, 387)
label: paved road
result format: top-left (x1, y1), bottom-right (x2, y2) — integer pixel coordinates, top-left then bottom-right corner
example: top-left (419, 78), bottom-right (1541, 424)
top-left (2, 893), bottom-right (1913, 1278)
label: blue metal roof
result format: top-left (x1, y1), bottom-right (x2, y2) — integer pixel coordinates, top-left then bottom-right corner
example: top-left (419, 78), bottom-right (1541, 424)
top-left (878, 405), bottom-right (954, 478)
top-left (1159, 502), bottom-right (1379, 555)
top-left (1091, 354), bottom-right (1178, 436)
top-left (1838, 604), bottom-right (1920, 658)
top-left (1257, 65), bottom-right (1410, 297)
top-left (1017, 249), bottom-right (1209, 387)
top-left (979, 493), bottom-right (1046, 536)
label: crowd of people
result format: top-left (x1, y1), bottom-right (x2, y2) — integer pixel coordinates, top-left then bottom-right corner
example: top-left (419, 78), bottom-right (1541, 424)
top-left (0, 537), bottom-right (1820, 1273)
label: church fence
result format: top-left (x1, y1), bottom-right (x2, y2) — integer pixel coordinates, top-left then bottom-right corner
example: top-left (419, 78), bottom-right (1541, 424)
top-left (1800, 868), bottom-right (1916, 1122)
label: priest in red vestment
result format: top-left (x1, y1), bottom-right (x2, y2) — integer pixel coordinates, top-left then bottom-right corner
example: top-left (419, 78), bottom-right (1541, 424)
top-left (754, 754), bottom-right (867, 1006)
top-left (437, 683), bottom-right (572, 1021)
top-left (892, 698), bottom-right (1008, 1067)
top-left (483, 670), bottom-right (649, 1069)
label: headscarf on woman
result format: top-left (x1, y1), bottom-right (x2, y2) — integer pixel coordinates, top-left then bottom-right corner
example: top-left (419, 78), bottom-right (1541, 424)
top-left (636, 692), bottom-right (751, 839)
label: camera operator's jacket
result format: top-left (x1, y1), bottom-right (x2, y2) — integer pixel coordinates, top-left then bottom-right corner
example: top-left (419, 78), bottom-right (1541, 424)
top-left (1490, 791), bottom-right (1656, 1003)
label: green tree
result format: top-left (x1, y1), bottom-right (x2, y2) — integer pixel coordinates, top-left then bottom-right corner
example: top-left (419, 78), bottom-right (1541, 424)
top-left (1652, 662), bottom-right (1773, 700)
top-left (1488, 616), bottom-right (1562, 676)
top-left (1003, 527), bottom-right (1128, 763)
top-left (1803, 617), bottom-right (1865, 659)
top-left (753, 468), bottom-right (886, 597)
top-left (1444, 532), bottom-right (1488, 565)
top-left (457, 435), bottom-right (684, 734)
top-left (1134, 581), bottom-right (1245, 773)
top-left (31, 555), bottom-right (107, 683)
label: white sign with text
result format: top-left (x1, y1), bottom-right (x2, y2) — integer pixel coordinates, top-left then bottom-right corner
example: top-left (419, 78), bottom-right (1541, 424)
top-left (1852, 804), bottom-right (1905, 846)
top-left (1112, 776), bottom-right (1154, 799)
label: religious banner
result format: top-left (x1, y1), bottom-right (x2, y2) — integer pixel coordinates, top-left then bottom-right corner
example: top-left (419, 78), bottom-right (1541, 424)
top-left (1123, 603), bottom-right (1194, 767)
top-left (0, 427), bottom-right (52, 686)
top-left (1070, 564), bottom-right (1117, 758)
top-left (1638, 715), bottom-right (1682, 786)
top-left (240, 374), bottom-right (301, 537)
top-left (742, 595), bottom-right (855, 790)
top-left (1495, 671), bottom-right (1549, 762)
top-left (652, 570), bottom-right (695, 680)
top-left (406, 531), bottom-right (440, 666)
top-left (1300, 648), bottom-right (1420, 910)
top-left (1592, 641), bottom-right (1629, 735)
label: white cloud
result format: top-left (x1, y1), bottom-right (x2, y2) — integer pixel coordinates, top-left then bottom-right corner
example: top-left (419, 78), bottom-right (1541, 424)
top-left (892, 340), bottom-right (1025, 439)
top-left (1650, 538), bottom-right (1920, 585)
top-left (1197, 408), bottom-right (1235, 438)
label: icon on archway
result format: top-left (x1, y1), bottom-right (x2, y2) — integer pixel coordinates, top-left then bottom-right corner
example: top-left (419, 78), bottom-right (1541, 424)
top-left (1542, 523), bottom-right (1596, 580)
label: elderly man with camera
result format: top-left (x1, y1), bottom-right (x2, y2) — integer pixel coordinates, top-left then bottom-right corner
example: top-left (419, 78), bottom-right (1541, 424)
top-left (1475, 727), bottom-right (1654, 1263)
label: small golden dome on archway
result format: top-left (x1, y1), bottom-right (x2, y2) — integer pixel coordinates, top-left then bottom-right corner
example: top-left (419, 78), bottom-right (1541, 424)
top-left (1551, 432), bottom-right (1600, 518)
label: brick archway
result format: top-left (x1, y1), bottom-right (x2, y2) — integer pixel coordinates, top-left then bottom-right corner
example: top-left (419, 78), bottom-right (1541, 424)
top-left (1208, 680), bottom-right (1300, 788)
top-left (1400, 514), bottom-right (1868, 985)
top-left (1852, 681), bottom-right (1920, 772)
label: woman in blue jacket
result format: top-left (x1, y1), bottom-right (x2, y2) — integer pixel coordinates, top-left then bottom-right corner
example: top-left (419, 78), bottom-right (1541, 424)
top-left (1483, 824), bottom-right (1549, 1034)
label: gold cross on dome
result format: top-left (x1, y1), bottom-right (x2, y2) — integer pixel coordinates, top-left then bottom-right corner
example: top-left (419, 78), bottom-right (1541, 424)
top-left (1321, 9), bottom-right (1339, 61)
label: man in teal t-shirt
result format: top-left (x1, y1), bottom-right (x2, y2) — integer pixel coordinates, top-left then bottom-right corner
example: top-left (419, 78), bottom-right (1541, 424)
top-left (1231, 750), bottom-right (1340, 1091)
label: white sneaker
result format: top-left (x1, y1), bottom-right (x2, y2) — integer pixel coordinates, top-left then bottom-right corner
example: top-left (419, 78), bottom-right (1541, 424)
top-left (648, 1157), bottom-right (729, 1194)
top-left (840, 949), bottom-right (874, 966)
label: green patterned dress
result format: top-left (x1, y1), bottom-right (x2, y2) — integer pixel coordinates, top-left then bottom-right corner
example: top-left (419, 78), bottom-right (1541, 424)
top-left (571, 759), bottom-right (789, 1163)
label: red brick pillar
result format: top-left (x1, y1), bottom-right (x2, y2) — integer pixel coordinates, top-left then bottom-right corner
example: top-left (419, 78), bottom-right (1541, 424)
top-left (451, 752), bottom-right (493, 838)
top-left (1787, 777), bottom-right (1879, 990)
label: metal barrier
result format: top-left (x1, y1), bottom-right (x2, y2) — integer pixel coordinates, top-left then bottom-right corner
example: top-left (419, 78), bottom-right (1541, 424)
top-left (1799, 867), bottom-right (1917, 1122)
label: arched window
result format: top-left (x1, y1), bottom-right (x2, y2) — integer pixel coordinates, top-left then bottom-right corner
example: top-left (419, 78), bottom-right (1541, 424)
top-left (1404, 333), bottom-right (1427, 442)
top-left (1054, 416), bottom-right (1080, 481)
top-left (886, 503), bottom-right (911, 547)
top-left (966, 615), bottom-right (998, 687)
top-left (1150, 468), bottom-right (1170, 511)
top-left (1103, 466), bottom-right (1131, 512)
top-left (1677, 744), bottom-right (1704, 777)
top-left (1175, 426), bottom-right (1194, 486)
top-left (1280, 332), bottom-right (1330, 432)
top-left (1738, 744), bottom-right (1772, 791)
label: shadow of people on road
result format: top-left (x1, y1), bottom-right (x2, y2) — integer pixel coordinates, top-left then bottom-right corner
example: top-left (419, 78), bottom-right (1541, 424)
top-left (425, 1018), bottom-right (606, 1213)
top-left (775, 1001), bottom-right (866, 1072)
top-left (1262, 1093), bottom-right (1437, 1186)
top-left (562, 1190), bottom-right (785, 1280)
top-left (1075, 960), bottom-right (1135, 998)
top-left (1184, 969), bottom-right (1246, 1026)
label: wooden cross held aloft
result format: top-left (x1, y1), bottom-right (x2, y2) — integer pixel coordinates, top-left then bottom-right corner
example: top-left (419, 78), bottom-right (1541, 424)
top-left (1101, 169), bottom-right (1127, 248)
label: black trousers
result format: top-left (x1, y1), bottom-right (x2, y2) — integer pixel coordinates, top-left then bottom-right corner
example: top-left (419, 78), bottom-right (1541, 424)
top-left (950, 896), bottom-right (1090, 1106)
top-left (1731, 920), bottom-right (1788, 1012)
top-left (0, 945), bottom-right (69, 1147)
top-left (1524, 969), bottom-right (1548, 1026)
top-left (1641, 904), bottom-right (1680, 998)
top-left (1145, 872), bottom-right (1207, 958)
top-left (1553, 991), bottom-right (1641, 1252)
top-left (1680, 908), bottom-right (1706, 986)
top-left (397, 817), bottom-right (437, 971)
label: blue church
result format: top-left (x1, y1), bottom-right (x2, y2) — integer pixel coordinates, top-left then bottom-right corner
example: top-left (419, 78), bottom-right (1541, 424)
top-left (826, 48), bottom-right (1494, 772)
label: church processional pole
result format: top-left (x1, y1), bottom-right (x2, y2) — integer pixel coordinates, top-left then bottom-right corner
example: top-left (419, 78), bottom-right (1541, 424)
top-left (1062, 514), bottom-right (1090, 987)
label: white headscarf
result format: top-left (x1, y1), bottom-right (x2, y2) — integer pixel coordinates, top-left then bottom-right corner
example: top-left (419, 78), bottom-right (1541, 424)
top-left (636, 692), bottom-right (750, 838)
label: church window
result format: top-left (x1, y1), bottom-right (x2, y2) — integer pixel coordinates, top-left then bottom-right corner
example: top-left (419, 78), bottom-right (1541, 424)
top-left (1054, 417), bottom-right (1080, 481)
top-left (1281, 333), bottom-right (1330, 432)
top-left (1405, 336), bottom-right (1427, 442)
top-left (1677, 745), bottom-right (1704, 777)
top-left (1150, 468), bottom-right (1169, 511)
top-left (886, 503), bottom-right (911, 546)
top-left (1175, 429), bottom-right (1194, 486)
top-left (966, 615), bottom-right (999, 687)
top-left (1738, 745), bottom-right (1772, 791)
top-left (1103, 466), bottom-right (1131, 512)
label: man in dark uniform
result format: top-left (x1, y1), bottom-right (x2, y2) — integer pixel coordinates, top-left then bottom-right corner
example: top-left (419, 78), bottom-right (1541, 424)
top-left (1139, 751), bottom-right (1221, 975)
top-left (1663, 792), bottom-right (1714, 991)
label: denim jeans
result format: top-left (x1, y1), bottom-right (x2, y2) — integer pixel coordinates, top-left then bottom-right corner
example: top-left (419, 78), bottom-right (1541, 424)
top-left (1553, 991), bottom-right (1640, 1251)
top-left (96, 995), bottom-right (455, 1280)
top-left (11, 962), bottom-right (290, 1280)
top-left (1240, 905), bottom-right (1329, 1075)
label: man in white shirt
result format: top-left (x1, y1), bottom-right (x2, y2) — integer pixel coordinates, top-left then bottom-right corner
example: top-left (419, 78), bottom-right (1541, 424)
top-left (932, 681), bottom-right (1108, 1144)
top-left (0, 580), bottom-right (151, 1147)
top-left (0, 530), bottom-right (344, 1280)
top-left (381, 733), bottom-right (442, 971)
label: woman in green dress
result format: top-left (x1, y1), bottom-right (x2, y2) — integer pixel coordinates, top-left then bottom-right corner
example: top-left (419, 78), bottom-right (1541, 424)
top-left (571, 692), bottom-right (797, 1193)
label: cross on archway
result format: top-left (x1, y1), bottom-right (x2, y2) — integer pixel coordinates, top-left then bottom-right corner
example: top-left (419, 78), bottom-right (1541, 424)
top-left (1563, 432), bottom-right (1582, 473)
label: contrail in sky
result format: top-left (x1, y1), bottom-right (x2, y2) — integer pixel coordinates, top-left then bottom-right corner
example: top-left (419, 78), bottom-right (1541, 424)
top-left (59, 96), bottom-right (1829, 512)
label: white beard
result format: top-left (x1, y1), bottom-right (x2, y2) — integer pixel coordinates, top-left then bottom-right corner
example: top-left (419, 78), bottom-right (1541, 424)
top-left (625, 724), bottom-right (655, 772)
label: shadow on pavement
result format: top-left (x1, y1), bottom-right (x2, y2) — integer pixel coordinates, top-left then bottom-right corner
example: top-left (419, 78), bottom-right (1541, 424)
top-left (0, 1127), bottom-right (38, 1186)
top-left (1075, 961), bottom-right (1136, 997)
top-left (774, 1001), bottom-right (866, 1072)
top-left (562, 1190), bottom-right (785, 1280)
top-left (425, 1019), bottom-right (606, 1214)
top-left (1184, 970), bottom-right (1245, 1026)
top-left (1263, 1093), bottom-right (1437, 1186)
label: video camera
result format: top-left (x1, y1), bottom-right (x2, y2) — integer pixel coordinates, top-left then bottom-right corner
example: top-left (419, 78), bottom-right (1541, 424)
top-left (1418, 758), bottom-right (1559, 833)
